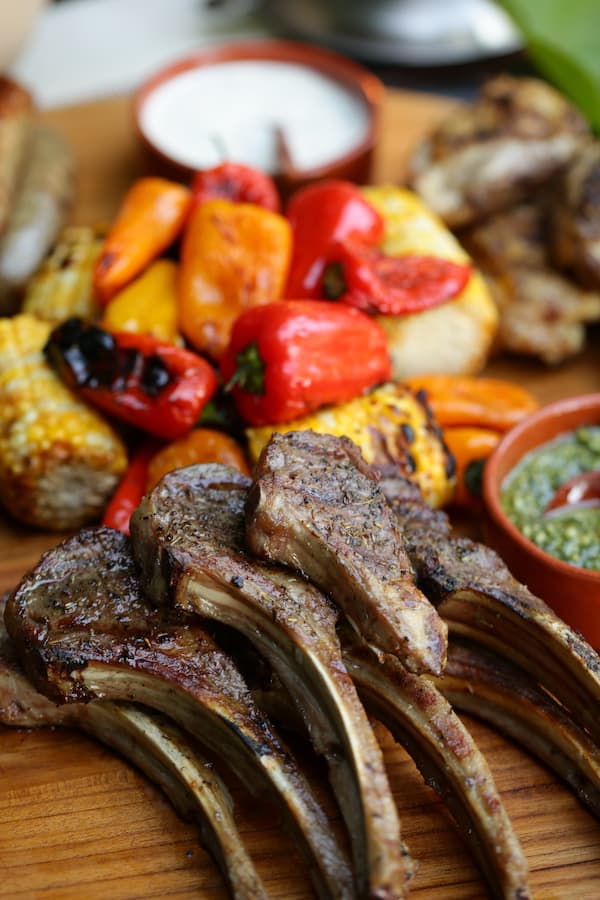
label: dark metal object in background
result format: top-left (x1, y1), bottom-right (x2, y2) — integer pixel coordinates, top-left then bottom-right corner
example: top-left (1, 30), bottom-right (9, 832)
top-left (264, 0), bottom-right (524, 99)
top-left (265, 0), bottom-right (522, 66)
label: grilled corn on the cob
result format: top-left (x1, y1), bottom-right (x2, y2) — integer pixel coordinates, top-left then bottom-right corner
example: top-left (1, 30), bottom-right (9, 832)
top-left (360, 186), bottom-right (498, 379)
top-left (0, 314), bottom-right (127, 530)
top-left (246, 382), bottom-right (455, 508)
top-left (21, 225), bottom-right (103, 324)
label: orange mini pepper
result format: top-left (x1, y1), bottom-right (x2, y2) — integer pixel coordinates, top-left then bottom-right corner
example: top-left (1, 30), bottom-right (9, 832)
top-left (406, 375), bottom-right (539, 432)
top-left (443, 426), bottom-right (502, 507)
top-left (94, 177), bottom-right (191, 303)
top-left (146, 428), bottom-right (250, 490)
top-left (101, 259), bottom-right (181, 344)
top-left (178, 198), bottom-right (292, 360)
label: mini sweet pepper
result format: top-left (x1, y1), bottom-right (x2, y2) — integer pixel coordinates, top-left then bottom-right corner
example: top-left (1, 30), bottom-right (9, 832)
top-left (179, 198), bottom-right (292, 360)
top-left (220, 299), bottom-right (391, 426)
top-left (284, 180), bottom-right (385, 298)
top-left (45, 318), bottom-right (217, 440)
top-left (94, 177), bottom-right (191, 303)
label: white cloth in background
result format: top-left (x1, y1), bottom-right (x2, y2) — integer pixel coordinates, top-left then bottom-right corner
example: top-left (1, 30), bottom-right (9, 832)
top-left (9, 0), bottom-right (272, 108)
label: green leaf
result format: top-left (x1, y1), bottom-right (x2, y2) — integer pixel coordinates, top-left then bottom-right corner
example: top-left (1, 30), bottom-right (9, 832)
top-left (498, 0), bottom-right (600, 131)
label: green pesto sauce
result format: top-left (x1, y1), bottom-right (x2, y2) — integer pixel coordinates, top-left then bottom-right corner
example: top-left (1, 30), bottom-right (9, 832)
top-left (500, 426), bottom-right (600, 571)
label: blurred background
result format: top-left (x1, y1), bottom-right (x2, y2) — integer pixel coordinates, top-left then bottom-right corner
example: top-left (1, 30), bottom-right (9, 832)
top-left (2, 1), bottom-right (598, 128)
top-left (4, 0), bottom-right (526, 108)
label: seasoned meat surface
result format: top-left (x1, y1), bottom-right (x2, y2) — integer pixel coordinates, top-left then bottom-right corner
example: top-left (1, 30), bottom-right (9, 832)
top-left (246, 431), bottom-right (447, 676)
top-left (408, 75), bottom-right (589, 228)
top-left (131, 463), bottom-right (414, 899)
top-left (440, 637), bottom-right (600, 823)
top-left (380, 472), bottom-right (600, 746)
top-left (5, 527), bottom-right (353, 900)
top-left (461, 202), bottom-right (600, 364)
top-left (550, 140), bottom-right (600, 289)
top-left (343, 626), bottom-right (531, 900)
top-left (0, 597), bottom-right (270, 900)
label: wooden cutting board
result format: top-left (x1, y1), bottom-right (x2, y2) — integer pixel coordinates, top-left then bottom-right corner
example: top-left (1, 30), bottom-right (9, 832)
top-left (1, 88), bottom-right (600, 900)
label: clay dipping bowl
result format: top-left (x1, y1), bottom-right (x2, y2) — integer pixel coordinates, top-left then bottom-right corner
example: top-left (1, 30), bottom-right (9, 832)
top-left (483, 393), bottom-right (600, 648)
top-left (133, 39), bottom-right (384, 193)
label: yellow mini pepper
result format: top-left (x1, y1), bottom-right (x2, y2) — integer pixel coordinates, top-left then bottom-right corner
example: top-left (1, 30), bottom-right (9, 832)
top-left (101, 259), bottom-right (180, 344)
top-left (178, 198), bottom-right (292, 360)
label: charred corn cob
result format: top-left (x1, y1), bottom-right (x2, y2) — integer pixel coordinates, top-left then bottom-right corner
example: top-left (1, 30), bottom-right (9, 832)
top-left (0, 314), bottom-right (127, 531)
top-left (21, 225), bottom-right (103, 324)
top-left (359, 185), bottom-right (498, 379)
top-left (246, 382), bottom-right (455, 508)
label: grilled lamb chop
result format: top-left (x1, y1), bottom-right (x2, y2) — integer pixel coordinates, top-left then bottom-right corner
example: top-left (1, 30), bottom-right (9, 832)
top-left (245, 431), bottom-right (447, 676)
top-left (438, 638), bottom-right (600, 822)
top-left (380, 474), bottom-right (600, 745)
top-left (131, 464), bottom-right (413, 900)
top-left (4, 527), bottom-right (353, 900)
top-left (408, 75), bottom-right (589, 228)
top-left (0, 606), bottom-right (267, 900)
top-left (341, 626), bottom-right (530, 900)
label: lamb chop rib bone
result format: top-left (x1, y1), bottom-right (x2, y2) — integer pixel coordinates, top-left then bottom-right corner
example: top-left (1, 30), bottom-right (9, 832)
top-left (4, 527), bottom-right (352, 900)
top-left (0, 605), bottom-right (267, 900)
top-left (380, 473), bottom-right (600, 745)
top-left (341, 627), bottom-right (530, 900)
top-left (245, 431), bottom-right (447, 676)
top-left (131, 465), bottom-right (413, 900)
top-left (439, 638), bottom-right (600, 822)
top-left (246, 433), bottom-right (529, 899)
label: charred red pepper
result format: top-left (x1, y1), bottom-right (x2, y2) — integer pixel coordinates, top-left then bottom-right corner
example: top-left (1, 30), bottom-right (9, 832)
top-left (322, 240), bottom-right (472, 315)
top-left (45, 318), bottom-right (217, 440)
top-left (284, 181), bottom-right (384, 298)
top-left (102, 441), bottom-right (160, 534)
top-left (220, 300), bottom-right (391, 426)
top-left (191, 162), bottom-right (281, 212)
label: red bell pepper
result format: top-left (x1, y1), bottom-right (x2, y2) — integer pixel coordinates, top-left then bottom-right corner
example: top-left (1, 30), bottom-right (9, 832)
top-left (322, 239), bottom-right (472, 315)
top-left (284, 180), bottom-right (384, 298)
top-left (102, 440), bottom-right (160, 534)
top-left (191, 162), bottom-right (281, 212)
top-left (220, 300), bottom-right (391, 426)
top-left (45, 318), bottom-right (218, 440)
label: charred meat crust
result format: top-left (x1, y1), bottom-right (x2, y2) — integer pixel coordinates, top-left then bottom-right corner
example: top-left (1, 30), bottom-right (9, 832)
top-left (4, 527), bottom-right (353, 900)
top-left (131, 464), bottom-right (414, 899)
top-left (0, 601), bottom-right (268, 900)
top-left (439, 638), bottom-right (600, 823)
top-left (342, 627), bottom-right (531, 900)
top-left (381, 473), bottom-right (600, 745)
top-left (246, 431), bottom-right (447, 676)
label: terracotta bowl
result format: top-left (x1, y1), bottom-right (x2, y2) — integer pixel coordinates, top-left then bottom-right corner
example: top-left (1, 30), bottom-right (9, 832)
top-left (483, 393), bottom-right (600, 648)
top-left (132, 39), bottom-right (384, 193)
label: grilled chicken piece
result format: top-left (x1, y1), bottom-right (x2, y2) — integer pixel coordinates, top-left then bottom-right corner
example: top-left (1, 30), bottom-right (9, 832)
top-left (408, 75), bottom-right (589, 228)
top-left (0, 608), bottom-right (267, 900)
top-left (549, 140), bottom-right (600, 289)
top-left (4, 527), bottom-right (352, 900)
top-left (131, 464), bottom-right (413, 900)
top-left (381, 474), bottom-right (600, 745)
top-left (438, 638), bottom-right (600, 822)
top-left (246, 431), bottom-right (447, 676)
top-left (342, 627), bottom-right (530, 900)
top-left (462, 202), bottom-right (600, 364)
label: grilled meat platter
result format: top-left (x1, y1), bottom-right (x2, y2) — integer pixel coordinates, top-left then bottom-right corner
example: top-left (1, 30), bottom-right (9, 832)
top-left (1, 86), bottom-right (600, 900)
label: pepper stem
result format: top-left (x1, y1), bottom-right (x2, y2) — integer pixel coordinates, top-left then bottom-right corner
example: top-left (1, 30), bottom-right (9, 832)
top-left (322, 262), bottom-right (347, 299)
top-left (225, 341), bottom-right (265, 394)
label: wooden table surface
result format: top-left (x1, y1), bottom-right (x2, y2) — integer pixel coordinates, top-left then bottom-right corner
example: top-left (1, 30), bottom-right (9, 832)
top-left (1, 88), bottom-right (600, 899)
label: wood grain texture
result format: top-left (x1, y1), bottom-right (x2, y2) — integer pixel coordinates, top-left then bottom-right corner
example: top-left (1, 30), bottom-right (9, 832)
top-left (1, 88), bottom-right (600, 899)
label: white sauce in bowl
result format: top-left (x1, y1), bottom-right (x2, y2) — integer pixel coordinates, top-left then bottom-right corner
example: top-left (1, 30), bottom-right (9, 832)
top-left (139, 60), bottom-right (370, 174)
